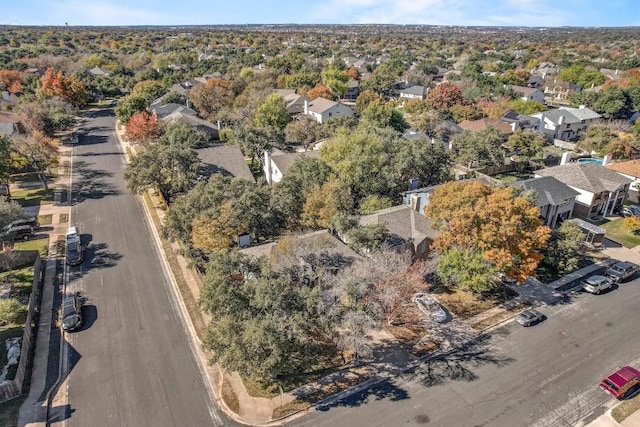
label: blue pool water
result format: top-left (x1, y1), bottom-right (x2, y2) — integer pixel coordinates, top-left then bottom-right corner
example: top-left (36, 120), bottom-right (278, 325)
top-left (578, 158), bottom-right (603, 165)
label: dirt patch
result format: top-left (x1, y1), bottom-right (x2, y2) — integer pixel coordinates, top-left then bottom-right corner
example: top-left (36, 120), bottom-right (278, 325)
top-left (221, 373), bottom-right (240, 414)
top-left (385, 324), bottom-right (439, 357)
top-left (435, 286), bottom-right (513, 320)
top-left (38, 214), bottom-right (53, 226)
top-left (470, 305), bottom-right (525, 331)
top-left (59, 213), bottom-right (68, 223)
top-left (612, 393), bottom-right (640, 423)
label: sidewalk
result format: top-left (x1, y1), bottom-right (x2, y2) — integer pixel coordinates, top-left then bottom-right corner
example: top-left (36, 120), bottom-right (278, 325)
top-left (17, 145), bottom-right (73, 427)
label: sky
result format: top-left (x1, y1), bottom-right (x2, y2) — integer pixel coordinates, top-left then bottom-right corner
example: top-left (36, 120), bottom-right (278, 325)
top-left (2, 0), bottom-right (638, 27)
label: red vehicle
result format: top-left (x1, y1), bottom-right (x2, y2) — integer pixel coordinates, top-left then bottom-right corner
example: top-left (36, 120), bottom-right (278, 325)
top-left (600, 366), bottom-right (640, 399)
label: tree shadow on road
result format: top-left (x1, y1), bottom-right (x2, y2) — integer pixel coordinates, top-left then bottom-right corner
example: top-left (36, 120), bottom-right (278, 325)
top-left (71, 160), bottom-right (120, 203)
top-left (84, 242), bottom-right (122, 270)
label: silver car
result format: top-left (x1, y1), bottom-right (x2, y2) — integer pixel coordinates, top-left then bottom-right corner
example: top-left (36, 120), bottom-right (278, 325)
top-left (412, 293), bottom-right (448, 323)
top-left (582, 275), bottom-right (613, 294)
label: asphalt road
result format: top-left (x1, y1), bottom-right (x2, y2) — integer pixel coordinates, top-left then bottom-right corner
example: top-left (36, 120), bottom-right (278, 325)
top-left (62, 108), bottom-right (226, 426)
top-left (293, 278), bottom-right (640, 427)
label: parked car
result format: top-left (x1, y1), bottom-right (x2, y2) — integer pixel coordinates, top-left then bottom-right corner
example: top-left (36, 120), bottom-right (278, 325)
top-left (622, 205), bottom-right (640, 217)
top-left (412, 293), bottom-right (448, 323)
top-left (600, 366), bottom-right (640, 399)
top-left (1, 224), bottom-right (34, 241)
top-left (605, 261), bottom-right (640, 283)
top-left (5, 217), bottom-right (39, 230)
top-left (66, 225), bottom-right (79, 242)
top-left (66, 238), bottom-right (83, 266)
top-left (61, 294), bottom-right (83, 331)
top-left (582, 275), bottom-right (613, 294)
top-left (515, 309), bottom-right (545, 327)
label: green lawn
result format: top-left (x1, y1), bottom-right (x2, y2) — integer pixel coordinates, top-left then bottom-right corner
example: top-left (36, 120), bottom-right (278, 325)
top-left (13, 237), bottom-right (50, 258)
top-left (0, 266), bottom-right (35, 294)
top-left (0, 394), bottom-right (27, 427)
top-left (10, 187), bottom-right (55, 207)
top-left (600, 218), bottom-right (640, 248)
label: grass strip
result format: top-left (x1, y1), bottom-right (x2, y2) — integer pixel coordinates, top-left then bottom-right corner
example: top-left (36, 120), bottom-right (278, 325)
top-left (612, 394), bottom-right (640, 423)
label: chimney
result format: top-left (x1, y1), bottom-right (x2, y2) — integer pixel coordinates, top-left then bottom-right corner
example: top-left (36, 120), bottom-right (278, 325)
top-left (510, 122), bottom-right (517, 132)
top-left (560, 151), bottom-right (572, 165)
top-left (217, 120), bottom-right (221, 130)
top-left (558, 115), bottom-right (564, 125)
top-left (186, 99), bottom-right (192, 108)
top-left (615, 69), bottom-right (619, 75)
top-left (264, 150), bottom-right (272, 185)
top-left (603, 153), bottom-right (613, 166)
top-left (304, 100), bottom-right (309, 115)
top-left (579, 105), bottom-right (585, 109)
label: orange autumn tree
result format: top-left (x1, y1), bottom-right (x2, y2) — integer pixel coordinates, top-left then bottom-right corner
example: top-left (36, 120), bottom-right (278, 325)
top-left (125, 112), bottom-right (162, 144)
top-left (0, 69), bottom-right (23, 93)
top-left (306, 85), bottom-right (333, 101)
top-left (40, 68), bottom-right (88, 107)
top-left (425, 180), bottom-right (551, 283)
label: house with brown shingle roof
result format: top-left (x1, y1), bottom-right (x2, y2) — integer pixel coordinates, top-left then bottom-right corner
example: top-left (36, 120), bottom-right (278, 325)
top-left (535, 162), bottom-right (632, 219)
top-left (358, 205), bottom-right (441, 259)
top-left (458, 117), bottom-right (514, 136)
top-left (606, 159), bottom-right (640, 203)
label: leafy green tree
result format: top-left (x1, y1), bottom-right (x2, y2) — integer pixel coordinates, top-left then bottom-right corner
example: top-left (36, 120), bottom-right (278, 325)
top-left (590, 85), bottom-right (630, 119)
top-left (346, 223), bottom-right (391, 255)
top-left (577, 125), bottom-right (618, 155)
top-left (0, 134), bottom-right (12, 185)
top-left (114, 95), bottom-right (148, 125)
top-left (508, 129), bottom-right (547, 158)
top-left (0, 298), bottom-right (27, 324)
top-left (436, 247), bottom-right (499, 293)
top-left (538, 221), bottom-right (585, 276)
top-left (452, 128), bottom-right (506, 169)
top-left (131, 80), bottom-right (166, 103)
top-left (0, 197), bottom-right (25, 232)
top-left (228, 124), bottom-right (283, 169)
top-left (253, 94), bottom-right (290, 131)
top-left (201, 250), bottom-right (328, 380)
top-left (284, 115), bottom-right (322, 146)
top-left (160, 122), bottom-right (209, 149)
top-left (322, 65), bottom-right (349, 98)
top-left (354, 89), bottom-right (379, 114)
top-left (301, 179), bottom-right (354, 229)
top-left (507, 99), bottom-right (547, 115)
top-left (358, 195), bottom-right (393, 214)
top-left (270, 156), bottom-right (333, 230)
top-left (558, 65), bottom-right (605, 89)
top-left (123, 129), bottom-right (200, 203)
top-left (359, 99), bottom-right (408, 132)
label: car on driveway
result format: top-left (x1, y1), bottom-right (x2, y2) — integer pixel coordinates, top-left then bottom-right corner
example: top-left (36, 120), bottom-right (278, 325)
top-left (515, 309), bottom-right (545, 327)
top-left (582, 275), bottom-right (613, 294)
top-left (1, 224), bottom-right (34, 241)
top-left (61, 294), bottom-right (83, 331)
top-left (605, 261), bottom-right (640, 283)
top-left (600, 366), bottom-right (640, 399)
top-left (622, 205), bottom-right (640, 217)
top-left (412, 293), bottom-right (448, 323)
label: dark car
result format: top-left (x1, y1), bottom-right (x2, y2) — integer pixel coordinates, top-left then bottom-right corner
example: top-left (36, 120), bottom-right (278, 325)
top-left (2, 224), bottom-right (34, 241)
top-left (61, 295), bottom-right (82, 331)
top-left (605, 261), bottom-right (639, 283)
top-left (5, 217), bottom-right (40, 230)
top-left (600, 366), bottom-right (640, 399)
top-left (66, 239), bottom-right (83, 266)
top-left (515, 309), bottom-right (545, 327)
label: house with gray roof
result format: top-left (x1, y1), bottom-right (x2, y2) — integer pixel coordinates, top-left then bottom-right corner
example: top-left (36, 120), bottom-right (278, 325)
top-left (274, 89), bottom-right (308, 115)
top-left (399, 85), bottom-right (427, 101)
top-left (534, 162), bottom-right (632, 219)
top-left (358, 205), bottom-right (441, 259)
top-left (529, 106), bottom-right (601, 141)
top-left (501, 110), bottom-right (540, 132)
top-left (510, 85), bottom-right (545, 103)
top-left (88, 66), bottom-right (109, 77)
top-left (151, 103), bottom-right (197, 120)
top-left (160, 110), bottom-right (220, 140)
top-left (197, 144), bottom-right (255, 183)
top-left (304, 97), bottom-right (354, 124)
top-left (511, 176), bottom-right (580, 228)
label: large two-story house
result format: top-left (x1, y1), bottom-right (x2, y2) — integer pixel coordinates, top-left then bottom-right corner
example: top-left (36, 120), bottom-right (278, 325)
top-left (511, 176), bottom-right (580, 228)
top-left (529, 106), bottom-right (601, 142)
top-left (304, 98), bottom-right (355, 124)
top-left (534, 162), bottom-right (632, 219)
